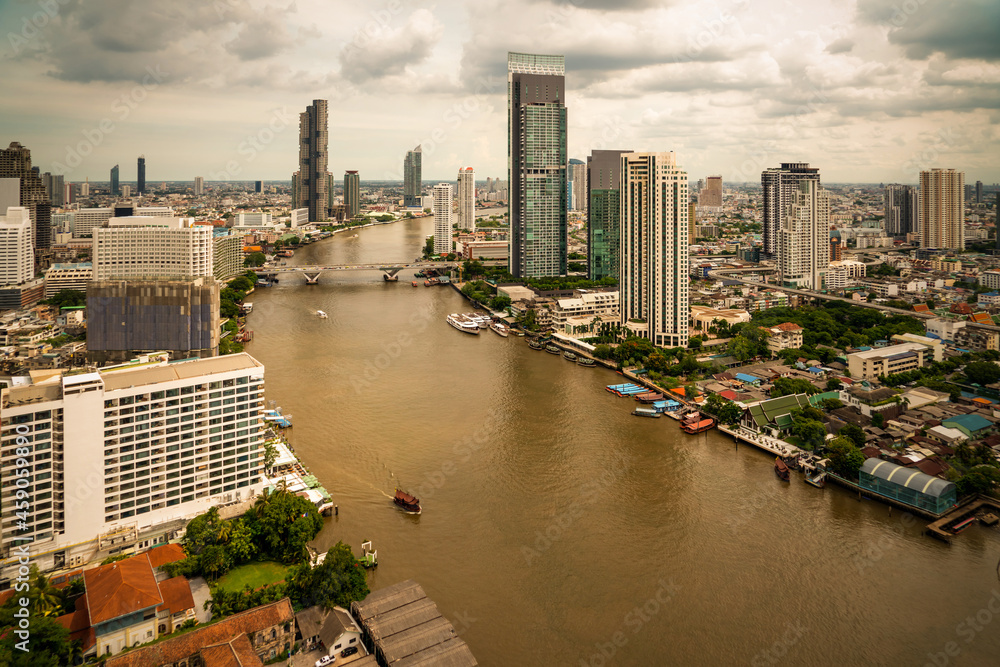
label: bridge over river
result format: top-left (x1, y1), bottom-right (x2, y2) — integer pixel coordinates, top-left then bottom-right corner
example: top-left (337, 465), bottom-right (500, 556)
top-left (254, 260), bottom-right (505, 284)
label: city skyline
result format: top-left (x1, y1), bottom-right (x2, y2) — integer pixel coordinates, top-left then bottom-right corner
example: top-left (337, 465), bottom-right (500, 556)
top-left (0, 1), bottom-right (997, 183)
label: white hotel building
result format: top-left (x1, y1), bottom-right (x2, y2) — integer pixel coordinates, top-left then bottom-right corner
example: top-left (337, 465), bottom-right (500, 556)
top-left (92, 217), bottom-right (213, 281)
top-left (0, 354), bottom-right (267, 581)
top-left (0, 207), bottom-right (34, 287)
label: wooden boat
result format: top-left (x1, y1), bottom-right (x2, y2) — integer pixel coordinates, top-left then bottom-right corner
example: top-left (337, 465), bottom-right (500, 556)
top-left (634, 391), bottom-right (664, 403)
top-left (394, 489), bottom-right (421, 514)
top-left (577, 357), bottom-right (596, 367)
top-left (412, 281), bottom-right (419, 287)
top-left (563, 351), bottom-right (577, 361)
top-left (774, 457), bottom-right (790, 482)
top-left (681, 417), bottom-right (716, 434)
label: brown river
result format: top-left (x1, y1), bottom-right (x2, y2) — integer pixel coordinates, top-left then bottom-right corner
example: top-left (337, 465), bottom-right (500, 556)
top-left (244, 217), bottom-right (1000, 666)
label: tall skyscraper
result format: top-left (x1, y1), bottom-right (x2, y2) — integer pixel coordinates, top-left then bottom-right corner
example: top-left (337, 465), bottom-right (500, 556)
top-left (255, 180), bottom-right (263, 193)
top-left (137, 155), bottom-right (146, 194)
top-left (508, 52), bottom-right (568, 278)
top-left (587, 149), bottom-right (629, 281)
top-left (884, 184), bottom-right (918, 236)
top-left (111, 164), bottom-right (120, 196)
top-left (433, 183), bottom-right (453, 254)
top-left (619, 152), bottom-right (689, 348)
top-left (761, 163), bottom-right (820, 257)
top-left (404, 146), bottom-right (422, 207)
top-left (81, 178), bottom-right (90, 198)
top-left (456, 167), bottom-right (475, 231)
top-left (344, 171), bottom-right (360, 218)
top-left (295, 99), bottom-right (331, 222)
top-left (976, 180), bottom-right (983, 204)
top-left (194, 176), bottom-right (204, 196)
top-left (568, 159), bottom-right (586, 211)
top-left (0, 142), bottom-right (51, 264)
top-left (0, 207), bottom-right (34, 286)
top-left (42, 172), bottom-right (64, 206)
top-left (700, 176), bottom-right (723, 208)
top-left (778, 179), bottom-right (830, 290)
top-left (919, 168), bottom-right (965, 249)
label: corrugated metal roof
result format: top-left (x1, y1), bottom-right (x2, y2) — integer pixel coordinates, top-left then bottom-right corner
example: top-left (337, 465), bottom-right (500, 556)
top-left (861, 458), bottom-right (955, 498)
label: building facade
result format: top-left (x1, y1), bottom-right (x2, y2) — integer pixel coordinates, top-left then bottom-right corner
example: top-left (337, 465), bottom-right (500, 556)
top-left (213, 233), bottom-right (242, 281)
top-left (193, 176), bottom-right (203, 196)
top-left (344, 171), bottom-right (360, 218)
top-left (568, 159), bottom-right (586, 211)
top-left (404, 146), bottom-right (422, 207)
top-left (137, 156), bottom-right (146, 195)
top-left (778, 180), bottom-right (830, 290)
top-left (92, 217), bottom-right (213, 281)
top-left (432, 184), bottom-right (453, 255)
top-left (699, 175), bottom-right (723, 208)
top-left (0, 207), bottom-right (34, 286)
top-left (884, 184), bottom-right (918, 236)
top-left (43, 262), bottom-right (93, 298)
top-left (761, 162), bottom-right (820, 257)
top-left (919, 168), bottom-right (965, 249)
top-left (295, 100), bottom-right (331, 222)
top-left (619, 151), bottom-right (689, 348)
top-left (456, 167), bottom-right (475, 231)
top-left (508, 52), bottom-right (568, 278)
top-left (111, 165), bottom-right (120, 196)
top-left (0, 142), bottom-right (52, 265)
top-left (587, 149), bottom-right (628, 282)
top-left (847, 343), bottom-right (928, 379)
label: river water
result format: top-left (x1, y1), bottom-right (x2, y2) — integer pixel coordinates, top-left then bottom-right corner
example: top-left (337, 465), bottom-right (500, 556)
top-left (245, 219), bottom-right (1000, 666)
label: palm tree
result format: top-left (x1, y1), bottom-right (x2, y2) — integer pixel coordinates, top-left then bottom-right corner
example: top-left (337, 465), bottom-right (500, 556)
top-left (30, 568), bottom-right (62, 616)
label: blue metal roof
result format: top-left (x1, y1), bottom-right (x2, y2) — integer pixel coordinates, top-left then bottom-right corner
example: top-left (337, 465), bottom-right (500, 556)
top-left (734, 373), bottom-right (760, 383)
top-left (807, 367), bottom-right (824, 374)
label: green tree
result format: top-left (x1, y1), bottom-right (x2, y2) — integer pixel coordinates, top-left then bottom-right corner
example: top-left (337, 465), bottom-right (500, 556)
top-left (871, 412), bottom-right (884, 428)
top-left (227, 519), bottom-right (257, 564)
top-left (0, 601), bottom-right (73, 666)
top-left (826, 378), bottom-right (842, 391)
top-left (40, 290), bottom-right (86, 309)
top-left (249, 490), bottom-right (324, 563)
top-left (684, 384), bottom-right (697, 399)
top-left (839, 423), bottom-right (867, 448)
top-left (963, 361), bottom-right (1000, 386)
top-left (228, 276), bottom-right (254, 292)
top-left (825, 437), bottom-right (865, 479)
top-left (790, 418), bottom-right (827, 451)
top-left (771, 377), bottom-right (821, 397)
top-left (820, 398), bottom-right (844, 410)
top-left (593, 344), bottom-right (611, 360)
top-left (688, 335), bottom-right (703, 350)
top-left (955, 466), bottom-right (1000, 496)
top-left (263, 440), bottom-right (278, 473)
top-left (244, 252), bottom-right (266, 267)
top-left (489, 295), bottom-right (511, 311)
top-left (287, 542), bottom-right (370, 610)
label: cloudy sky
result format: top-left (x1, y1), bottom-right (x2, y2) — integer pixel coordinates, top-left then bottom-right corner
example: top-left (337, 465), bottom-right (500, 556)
top-left (1, 0), bottom-right (998, 185)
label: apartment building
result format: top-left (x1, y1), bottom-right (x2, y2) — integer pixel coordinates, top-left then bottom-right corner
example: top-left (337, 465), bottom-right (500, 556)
top-left (43, 262), bottom-right (93, 298)
top-left (847, 343), bottom-right (928, 380)
top-left (92, 217), bottom-right (213, 281)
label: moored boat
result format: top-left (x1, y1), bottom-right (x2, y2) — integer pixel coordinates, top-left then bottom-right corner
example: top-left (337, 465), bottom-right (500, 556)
top-left (774, 457), bottom-right (790, 482)
top-left (446, 313), bottom-right (480, 334)
top-left (577, 357), bottom-right (596, 367)
top-left (544, 344), bottom-right (561, 355)
top-left (635, 391), bottom-right (664, 403)
top-left (490, 321), bottom-right (509, 337)
top-left (633, 407), bottom-right (662, 418)
top-left (412, 281), bottom-right (419, 287)
top-left (394, 489), bottom-right (421, 514)
top-left (805, 470), bottom-right (826, 488)
top-left (316, 310), bottom-right (328, 319)
top-left (681, 417), bottom-right (716, 434)
top-left (563, 351), bottom-right (577, 361)
top-left (528, 339), bottom-right (544, 350)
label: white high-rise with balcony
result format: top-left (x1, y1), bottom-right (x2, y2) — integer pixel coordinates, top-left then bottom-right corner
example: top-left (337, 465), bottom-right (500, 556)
top-left (778, 180), bottom-right (830, 290)
top-left (619, 152), bottom-right (689, 348)
top-left (433, 183), bottom-right (454, 254)
top-left (92, 217), bottom-right (213, 280)
top-left (0, 353), bottom-right (268, 580)
top-left (456, 167), bottom-right (475, 231)
top-left (194, 176), bottom-right (204, 196)
top-left (0, 207), bottom-right (34, 286)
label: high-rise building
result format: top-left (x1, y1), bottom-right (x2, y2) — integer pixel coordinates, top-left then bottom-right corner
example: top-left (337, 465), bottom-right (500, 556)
top-left (761, 163), bottom-right (820, 257)
top-left (778, 180), bottom-right (830, 290)
top-left (111, 164), bottom-right (120, 196)
top-left (508, 52), bottom-right (568, 278)
top-left (0, 142), bottom-right (51, 267)
top-left (689, 201), bottom-right (697, 246)
top-left (0, 353), bottom-right (266, 576)
top-left (456, 167), bottom-right (475, 231)
top-left (587, 149), bottom-right (629, 281)
top-left (137, 155), bottom-right (146, 194)
top-left (568, 159), bottom-right (586, 211)
top-left (700, 176), bottom-right (723, 208)
top-left (295, 100), bottom-right (331, 222)
top-left (830, 235), bottom-right (843, 262)
top-left (344, 171), bottom-right (361, 218)
top-left (194, 176), bottom-right (204, 196)
top-left (404, 146), bottom-right (422, 207)
top-left (919, 168), bottom-right (965, 249)
top-left (255, 180), bottom-right (263, 193)
top-left (214, 232), bottom-right (243, 281)
top-left (433, 183), bottom-right (453, 254)
top-left (122, 184), bottom-right (132, 199)
top-left (0, 207), bottom-right (34, 286)
top-left (92, 217), bottom-right (214, 281)
top-left (81, 178), bottom-right (90, 198)
top-left (976, 180), bottom-right (983, 204)
top-left (884, 184), bottom-right (918, 236)
top-left (42, 172), bottom-right (64, 207)
top-left (619, 151), bottom-right (689, 348)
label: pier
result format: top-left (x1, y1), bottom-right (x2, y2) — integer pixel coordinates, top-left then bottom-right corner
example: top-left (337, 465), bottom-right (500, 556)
top-left (717, 423), bottom-right (805, 458)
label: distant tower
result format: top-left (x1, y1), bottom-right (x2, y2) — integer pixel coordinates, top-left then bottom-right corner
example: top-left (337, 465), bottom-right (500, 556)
top-left (976, 180), bottom-right (983, 204)
top-left (404, 146), bottom-right (422, 207)
top-left (296, 100), bottom-right (331, 222)
top-left (456, 167), bottom-right (475, 231)
top-left (255, 180), bottom-right (262, 193)
top-left (919, 168), bottom-right (965, 249)
top-left (0, 207), bottom-right (34, 286)
top-left (111, 164), bottom-right (120, 196)
top-left (433, 183), bottom-right (453, 254)
top-left (587, 149), bottom-right (629, 281)
top-left (137, 155), bottom-right (145, 194)
top-left (884, 184), bottom-right (918, 236)
top-left (344, 171), bottom-right (360, 218)
top-left (761, 163), bottom-right (820, 257)
top-left (700, 176), bottom-right (723, 208)
top-left (194, 176), bottom-right (204, 196)
top-left (81, 178), bottom-right (90, 198)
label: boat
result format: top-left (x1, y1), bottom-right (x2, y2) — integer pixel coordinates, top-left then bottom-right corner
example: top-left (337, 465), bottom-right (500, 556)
top-left (394, 489), bottom-right (421, 514)
top-left (412, 281), bottom-right (419, 287)
top-left (316, 310), bottom-right (328, 319)
top-left (513, 330), bottom-right (525, 337)
top-left (277, 249), bottom-right (294, 257)
top-left (427, 277), bottom-right (440, 285)
top-left (241, 302), bottom-right (253, 314)
top-left (805, 470), bottom-right (826, 488)
top-left (634, 391), bottom-right (664, 403)
top-left (424, 280), bottom-right (431, 286)
top-left (774, 457), bottom-right (790, 482)
top-left (633, 407), bottom-right (662, 418)
top-left (577, 357), bottom-right (596, 367)
top-left (544, 344), bottom-right (561, 355)
top-left (489, 321), bottom-right (509, 337)
top-left (446, 313), bottom-right (480, 335)
top-left (414, 271), bottom-right (425, 278)
top-left (681, 417), bottom-right (716, 434)
top-left (465, 313), bottom-right (490, 328)
top-left (563, 351), bottom-right (577, 362)
top-left (351, 234), bottom-right (359, 238)
top-left (528, 339), bottom-right (544, 350)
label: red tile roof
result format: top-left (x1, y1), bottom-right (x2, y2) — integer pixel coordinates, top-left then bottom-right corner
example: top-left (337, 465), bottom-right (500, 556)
top-left (82, 555), bottom-right (162, 625)
top-left (970, 312), bottom-right (993, 325)
top-left (199, 634), bottom-right (262, 667)
top-left (145, 543), bottom-right (187, 569)
top-left (157, 576), bottom-right (195, 616)
top-left (104, 598), bottom-right (295, 667)
top-left (56, 606), bottom-right (95, 653)
top-left (912, 304), bottom-right (930, 312)
top-left (719, 390), bottom-right (738, 401)
top-left (773, 322), bottom-right (803, 332)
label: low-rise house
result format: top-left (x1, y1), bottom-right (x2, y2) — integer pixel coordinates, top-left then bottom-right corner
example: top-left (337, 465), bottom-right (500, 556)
top-left (765, 323), bottom-right (803, 356)
top-left (941, 414), bottom-right (993, 439)
top-left (927, 425), bottom-right (967, 446)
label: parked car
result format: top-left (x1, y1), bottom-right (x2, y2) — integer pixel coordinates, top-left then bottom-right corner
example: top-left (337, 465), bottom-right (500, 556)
top-left (315, 655), bottom-right (335, 667)
top-left (341, 646), bottom-right (359, 658)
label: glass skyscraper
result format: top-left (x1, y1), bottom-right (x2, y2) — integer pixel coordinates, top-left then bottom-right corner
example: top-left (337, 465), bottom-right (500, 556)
top-left (404, 146), bottom-right (422, 208)
top-left (587, 149), bottom-right (629, 281)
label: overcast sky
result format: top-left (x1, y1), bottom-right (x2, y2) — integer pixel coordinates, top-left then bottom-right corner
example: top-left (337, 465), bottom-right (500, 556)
top-left (1, 0), bottom-right (998, 185)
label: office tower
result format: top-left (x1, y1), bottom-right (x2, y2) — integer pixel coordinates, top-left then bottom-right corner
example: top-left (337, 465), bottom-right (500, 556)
top-left (137, 155), bottom-right (146, 194)
top-left (42, 172), bottom-right (64, 206)
top-left (568, 159), bottom-right (586, 211)
top-left (761, 163), bottom-right (820, 256)
top-left (63, 182), bottom-right (72, 205)
top-left (508, 52), bottom-right (568, 278)
top-left (919, 168), bottom-right (965, 249)
top-left (92, 217), bottom-right (214, 280)
top-left (194, 176), bottom-right (204, 196)
top-left (122, 184), bottom-right (132, 198)
top-left (255, 180), bottom-right (263, 193)
top-left (700, 176), bottom-right (723, 208)
top-left (830, 235), bottom-right (842, 262)
top-left (433, 183), bottom-right (453, 254)
top-left (976, 180), bottom-right (983, 204)
top-left (619, 151), bottom-right (689, 348)
top-left (779, 180), bottom-right (830, 290)
top-left (0, 353), bottom-right (266, 576)
top-left (295, 99), bottom-right (331, 222)
top-left (456, 167), bottom-right (475, 231)
top-left (587, 149), bottom-right (629, 281)
top-left (0, 142), bottom-right (51, 265)
top-left (486, 177), bottom-right (493, 193)
top-left (404, 146), bottom-right (422, 207)
top-left (0, 207), bottom-right (34, 285)
top-left (111, 164), bottom-right (120, 196)
top-left (884, 184), bottom-right (918, 236)
top-left (81, 178), bottom-right (90, 198)
top-left (344, 171), bottom-right (361, 218)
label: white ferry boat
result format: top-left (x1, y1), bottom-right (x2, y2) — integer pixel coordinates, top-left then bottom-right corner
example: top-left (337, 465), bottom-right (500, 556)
top-left (316, 310), bottom-right (328, 319)
top-left (466, 313), bottom-right (490, 329)
top-left (489, 321), bottom-right (509, 337)
top-left (447, 313), bottom-right (480, 335)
